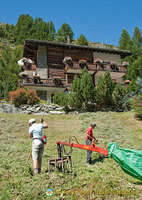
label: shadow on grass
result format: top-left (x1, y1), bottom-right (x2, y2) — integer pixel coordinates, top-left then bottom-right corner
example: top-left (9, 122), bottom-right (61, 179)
top-left (91, 156), bottom-right (106, 165)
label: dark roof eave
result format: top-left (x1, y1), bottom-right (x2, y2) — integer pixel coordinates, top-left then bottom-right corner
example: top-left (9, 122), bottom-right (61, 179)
top-left (25, 39), bottom-right (132, 56)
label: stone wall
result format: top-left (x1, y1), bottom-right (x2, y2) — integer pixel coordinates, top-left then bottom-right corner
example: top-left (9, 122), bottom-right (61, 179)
top-left (0, 104), bottom-right (65, 115)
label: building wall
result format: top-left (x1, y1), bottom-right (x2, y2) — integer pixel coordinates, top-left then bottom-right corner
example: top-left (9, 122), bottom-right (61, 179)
top-left (37, 46), bottom-right (47, 78)
top-left (93, 52), bottom-right (121, 65)
top-left (31, 86), bottom-right (65, 103)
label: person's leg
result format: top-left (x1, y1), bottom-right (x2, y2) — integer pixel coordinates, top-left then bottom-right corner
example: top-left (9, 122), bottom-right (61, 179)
top-left (32, 140), bottom-right (40, 174)
top-left (38, 142), bottom-right (44, 173)
top-left (86, 139), bottom-right (92, 164)
top-left (38, 158), bottom-right (42, 173)
top-left (33, 160), bottom-right (38, 174)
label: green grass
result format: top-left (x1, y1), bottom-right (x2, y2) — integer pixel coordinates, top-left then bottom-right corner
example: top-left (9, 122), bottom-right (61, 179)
top-left (0, 111), bottom-right (142, 200)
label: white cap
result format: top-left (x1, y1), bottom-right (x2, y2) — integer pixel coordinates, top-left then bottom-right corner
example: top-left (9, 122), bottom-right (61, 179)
top-left (29, 118), bottom-right (36, 124)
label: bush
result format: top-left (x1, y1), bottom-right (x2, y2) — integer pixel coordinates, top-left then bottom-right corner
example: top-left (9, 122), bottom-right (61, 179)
top-left (131, 94), bottom-right (142, 119)
top-left (9, 88), bottom-right (40, 107)
top-left (112, 83), bottom-right (127, 111)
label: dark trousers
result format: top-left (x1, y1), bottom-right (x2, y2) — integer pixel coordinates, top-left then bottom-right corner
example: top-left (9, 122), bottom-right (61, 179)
top-left (86, 139), bottom-right (92, 164)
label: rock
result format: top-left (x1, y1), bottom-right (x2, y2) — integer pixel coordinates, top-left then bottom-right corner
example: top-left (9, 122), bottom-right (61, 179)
top-left (49, 111), bottom-right (66, 115)
top-left (55, 107), bottom-right (64, 111)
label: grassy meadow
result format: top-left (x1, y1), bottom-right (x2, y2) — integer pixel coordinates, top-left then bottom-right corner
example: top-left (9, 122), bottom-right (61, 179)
top-left (0, 111), bottom-right (142, 199)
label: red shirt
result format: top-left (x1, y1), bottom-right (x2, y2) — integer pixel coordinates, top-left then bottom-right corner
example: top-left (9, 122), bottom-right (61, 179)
top-left (86, 127), bottom-right (93, 140)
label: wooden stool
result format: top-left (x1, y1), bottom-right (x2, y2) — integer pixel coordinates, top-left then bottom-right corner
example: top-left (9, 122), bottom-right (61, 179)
top-left (48, 156), bottom-right (72, 173)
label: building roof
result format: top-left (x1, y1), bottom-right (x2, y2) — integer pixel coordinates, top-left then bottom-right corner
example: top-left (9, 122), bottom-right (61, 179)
top-left (25, 39), bottom-right (132, 56)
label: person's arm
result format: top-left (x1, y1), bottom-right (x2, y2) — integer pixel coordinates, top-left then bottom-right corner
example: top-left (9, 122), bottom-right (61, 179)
top-left (29, 128), bottom-right (33, 138)
top-left (86, 133), bottom-right (98, 143)
top-left (86, 133), bottom-right (94, 141)
top-left (41, 118), bottom-right (48, 128)
top-left (43, 121), bottom-right (48, 128)
top-left (29, 133), bottom-right (33, 138)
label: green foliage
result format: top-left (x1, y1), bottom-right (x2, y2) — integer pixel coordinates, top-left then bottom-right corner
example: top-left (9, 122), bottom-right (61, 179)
top-left (56, 23), bottom-right (74, 43)
top-left (0, 46), bottom-right (22, 99)
top-left (119, 26), bottom-right (142, 84)
top-left (54, 69), bottom-right (95, 110)
top-left (112, 83), bottom-right (128, 110)
top-left (47, 20), bottom-right (56, 41)
top-left (9, 88), bottom-right (40, 107)
top-left (119, 29), bottom-right (131, 50)
top-left (31, 17), bottom-right (49, 40)
top-left (76, 34), bottom-right (89, 46)
top-left (53, 92), bottom-right (69, 107)
top-left (131, 94), bottom-right (142, 119)
top-left (127, 77), bottom-right (142, 97)
top-left (96, 70), bottom-right (114, 107)
top-left (15, 14), bottom-right (34, 44)
top-left (80, 68), bottom-right (95, 108)
top-left (71, 75), bottom-right (83, 108)
top-left (126, 55), bottom-right (142, 81)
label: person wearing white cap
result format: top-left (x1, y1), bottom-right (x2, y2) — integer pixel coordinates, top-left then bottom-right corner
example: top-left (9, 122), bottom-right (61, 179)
top-left (29, 118), bottom-right (48, 174)
top-left (85, 122), bottom-right (98, 165)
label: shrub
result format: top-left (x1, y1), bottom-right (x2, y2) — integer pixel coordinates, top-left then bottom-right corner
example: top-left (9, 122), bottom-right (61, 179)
top-left (131, 94), bottom-right (142, 119)
top-left (112, 83), bottom-right (126, 110)
top-left (9, 88), bottom-right (40, 107)
top-left (53, 92), bottom-right (68, 106)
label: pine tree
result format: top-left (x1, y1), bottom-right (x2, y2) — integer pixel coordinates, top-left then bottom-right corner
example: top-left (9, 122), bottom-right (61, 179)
top-left (15, 14), bottom-right (34, 44)
top-left (47, 21), bottom-right (56, 41)
top-left (131, 27), bottom-right (142, 59)
top-left (0, 46), bottom-right (22, 99)
top-left (96, 70), bottom-right (114, 107)
top-left (56, 23), bottom-right (74, 43)
top-left (70, 75), bottom-right (83, 108)
top-left (126, 54), bottom-right (142, 81)
top-left (31, 17), bottom-right (49, 40)
top-left (112, 82), bottom-right (126, 110)
top-left (104, 70), bottom-right (115, 106)
top-left (80, 67), bottom-right (95, 108)
top-left (119, 29), bottom-right (131, 50)
top-left (76, 34), bottom-right (89, 46)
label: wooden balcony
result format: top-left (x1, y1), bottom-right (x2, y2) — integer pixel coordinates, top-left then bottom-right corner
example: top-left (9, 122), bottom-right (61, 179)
top-left (21, 77), bottom-right (68, 88)
top-left (65, 61), bottom-right (97, 75)
top-left (96, 63), bottom-right (127, 73)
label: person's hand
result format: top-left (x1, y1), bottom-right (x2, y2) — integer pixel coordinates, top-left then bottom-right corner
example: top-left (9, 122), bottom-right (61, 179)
top-left (40, 118), bottom-right (44, 123)
top-left (92, 139), bottom-right (96, 143)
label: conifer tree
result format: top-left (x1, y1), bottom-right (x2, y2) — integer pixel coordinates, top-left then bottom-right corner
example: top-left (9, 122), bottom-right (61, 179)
top-left (119, 29), bottom-right (131, 50)
top-left (31, 17), bottom-right (49, 40)
top-left (96, 70), bottom-right (114, 107)
top-left (80, 67), bottom-right (95, 108)
top-left (56, 23), bottom-right (74, 43)
top-left (47, 21), bottom-right (56, 41)
top-left (0, 46), bottom-right (22, 99)
top-left (76, 34), bottom-right (89, 46)
top-left (112, 82), bottom-right (126, 110)
top-left (15, 14), bottom-right (34, 44)
top-left (70, 74), bottom-right (83, 108)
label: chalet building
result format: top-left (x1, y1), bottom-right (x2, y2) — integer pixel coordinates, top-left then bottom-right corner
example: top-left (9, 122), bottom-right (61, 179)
top-left (21, 39), bottom-right (131, 103)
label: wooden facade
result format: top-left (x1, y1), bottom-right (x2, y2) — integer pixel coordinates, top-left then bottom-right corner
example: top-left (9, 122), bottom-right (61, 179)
top-left (21, 39), bottom-right (131, 102)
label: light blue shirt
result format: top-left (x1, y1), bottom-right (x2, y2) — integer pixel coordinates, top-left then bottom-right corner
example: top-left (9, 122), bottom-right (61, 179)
top-left (29, 123), bottom-right (44, 139)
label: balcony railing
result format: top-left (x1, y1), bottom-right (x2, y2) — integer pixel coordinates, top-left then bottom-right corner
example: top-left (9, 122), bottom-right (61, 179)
top-left (65, 61), bottom-right (127, 73)
top-left (96, 64), bottom-right (127, 73)
top-left (21, 77), bottom-right (68, 87)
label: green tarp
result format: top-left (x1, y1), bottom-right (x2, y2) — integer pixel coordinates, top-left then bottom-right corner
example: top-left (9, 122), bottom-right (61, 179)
top-left (108, 143), bottom-right (142, 181)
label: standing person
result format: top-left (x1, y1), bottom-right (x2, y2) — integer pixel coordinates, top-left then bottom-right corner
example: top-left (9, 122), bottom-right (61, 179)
top-left (85, 122), bottom-right (98, 165)
top-left (29, 118), bottom-right (48, 174)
